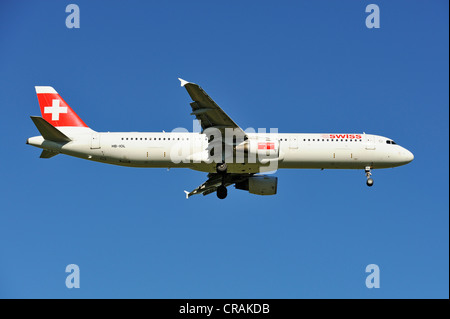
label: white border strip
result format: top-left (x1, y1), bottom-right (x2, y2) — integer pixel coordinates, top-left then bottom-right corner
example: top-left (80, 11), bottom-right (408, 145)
top-left (35, 86), bottom-right (58, 94)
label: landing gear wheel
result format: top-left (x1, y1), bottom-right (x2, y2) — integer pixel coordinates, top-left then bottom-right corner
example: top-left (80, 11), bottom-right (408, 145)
top-left (216, 162), bottom-right (227, 174)
top-left (365, 166), bottom-right (374, 187)
top-left (217, 185), bottom-right (228, 199)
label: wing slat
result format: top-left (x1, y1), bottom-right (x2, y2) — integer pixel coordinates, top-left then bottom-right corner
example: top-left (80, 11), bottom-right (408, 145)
top-left (185, 173), bottom-right (253, 198)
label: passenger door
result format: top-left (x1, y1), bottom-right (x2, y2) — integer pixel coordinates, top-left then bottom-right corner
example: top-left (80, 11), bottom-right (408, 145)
top-left (364, 133), bottom-right (376, 150)
top-left (90, 133), bottom-right (101, 149)
top-left (289, 135), bottom-right (299, 149)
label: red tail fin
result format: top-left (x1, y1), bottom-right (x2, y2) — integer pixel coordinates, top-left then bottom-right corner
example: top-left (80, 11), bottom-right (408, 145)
top-left (35, 86), bottom-right (88, 127)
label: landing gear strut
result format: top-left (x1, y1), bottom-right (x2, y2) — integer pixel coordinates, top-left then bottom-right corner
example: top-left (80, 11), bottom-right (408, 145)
top-left (216, 162), bottom-right (228, 198)
top-left (365, 166), bottom-right (374, 187)
top-left (217, 185), bottom-right (228, 199)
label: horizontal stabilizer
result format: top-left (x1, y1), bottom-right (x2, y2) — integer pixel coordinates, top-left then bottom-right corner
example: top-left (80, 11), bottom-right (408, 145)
top-left (30, 116), bottom-right (71, 143)
top-left (40, 150), bottom-right (59, 159)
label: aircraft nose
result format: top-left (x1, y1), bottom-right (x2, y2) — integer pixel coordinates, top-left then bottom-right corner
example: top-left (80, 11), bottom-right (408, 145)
top-left (403, 149), bottom-right (414, 163)
top-left (394, 147), bottom-right (414, 166)
top-left (406, 149), bottom-right (414, 162)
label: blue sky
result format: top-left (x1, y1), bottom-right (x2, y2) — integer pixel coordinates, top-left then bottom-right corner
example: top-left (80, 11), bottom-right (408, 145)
top-left (0, 0), bottom-right (448, 298)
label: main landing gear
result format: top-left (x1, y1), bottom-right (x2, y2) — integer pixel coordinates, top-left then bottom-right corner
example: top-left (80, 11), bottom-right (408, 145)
top-left (365, 166), bottom-right (374, 187)
top-left (216, 162), bottom-right (228, 199)
top-left (217, 185), bottom-right (228, 199)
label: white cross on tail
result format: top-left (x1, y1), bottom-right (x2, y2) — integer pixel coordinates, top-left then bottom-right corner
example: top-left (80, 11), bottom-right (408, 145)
top-left (44, 99), bottom-right (68, 121)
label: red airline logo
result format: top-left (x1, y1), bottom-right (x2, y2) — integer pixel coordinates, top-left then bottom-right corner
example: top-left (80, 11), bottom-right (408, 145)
top-left (36, 92), bottom-right (87, 127)
top-left (328, 134), bottom-right (362, 139)
top-left (258, 142), bottom-right (275, 150)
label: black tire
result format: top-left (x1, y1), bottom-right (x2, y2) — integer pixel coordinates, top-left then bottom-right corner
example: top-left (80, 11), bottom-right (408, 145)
top-left (366, 178), bottom-right (374, 187)
top-left (217, 185), bottom-right (228, 199)
top-left (216, 162), bottom-right (227, 174)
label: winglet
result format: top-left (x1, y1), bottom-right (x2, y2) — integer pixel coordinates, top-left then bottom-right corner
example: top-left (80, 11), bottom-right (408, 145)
top-left (178, 78), bottom-right (190, 87)
top-left (184, 190), bottom-right (190, 199)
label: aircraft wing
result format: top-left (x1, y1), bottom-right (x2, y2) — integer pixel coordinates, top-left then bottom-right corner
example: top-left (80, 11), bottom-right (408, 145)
top-left (185, 173), bottom-right (252, 198)
top-left (179, 78), bottom-right (247, 138)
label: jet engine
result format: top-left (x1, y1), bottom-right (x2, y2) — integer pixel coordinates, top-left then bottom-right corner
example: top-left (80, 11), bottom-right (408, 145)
top-left (235, 175), bottom-right (278, 195)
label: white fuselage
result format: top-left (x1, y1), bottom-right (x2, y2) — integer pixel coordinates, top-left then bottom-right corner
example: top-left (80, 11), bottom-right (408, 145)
top-left (27, 129), bottom-right (414, 173)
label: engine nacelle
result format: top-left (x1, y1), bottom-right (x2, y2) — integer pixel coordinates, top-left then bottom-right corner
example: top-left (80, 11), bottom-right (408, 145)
top-left (235, 175), bottom-right (278, 195)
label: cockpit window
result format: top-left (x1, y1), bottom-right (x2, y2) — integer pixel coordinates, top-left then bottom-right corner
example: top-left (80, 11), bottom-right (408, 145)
top-left (386, 140), bottom-right (397, 145)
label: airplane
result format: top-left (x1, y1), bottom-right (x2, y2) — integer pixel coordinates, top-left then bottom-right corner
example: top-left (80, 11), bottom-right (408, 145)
top-left (27, 79), bottom-right (414, 199)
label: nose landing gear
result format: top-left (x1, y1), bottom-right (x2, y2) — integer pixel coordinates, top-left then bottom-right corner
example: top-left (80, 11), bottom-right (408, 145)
top-left (365, 166), bottom-right (374, 187)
